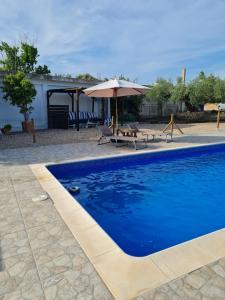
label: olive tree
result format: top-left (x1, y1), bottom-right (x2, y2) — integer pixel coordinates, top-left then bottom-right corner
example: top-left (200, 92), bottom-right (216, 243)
top-left (2, 71), bottom-right (36, 122)
top-left (170, 77), bottom-right (193, 111)
top-left (187, 72), bottom-right (217, 108)
top-left (0, 41), bottom-right (50, 74)
top-left (214, 78), bottom-right (225, 103)
top-left (0, 41), bottom-right (50, 130)
top-left (144, 78), bottom-right (173, 116)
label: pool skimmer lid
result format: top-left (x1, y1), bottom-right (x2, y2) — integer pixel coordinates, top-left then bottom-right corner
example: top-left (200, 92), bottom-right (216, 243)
top-left (69, 186), bottom-right (80, 194)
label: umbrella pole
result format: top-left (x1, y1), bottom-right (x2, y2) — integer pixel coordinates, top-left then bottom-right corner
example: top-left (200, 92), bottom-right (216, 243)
top-left (115, 96), bottom-right (118, 134)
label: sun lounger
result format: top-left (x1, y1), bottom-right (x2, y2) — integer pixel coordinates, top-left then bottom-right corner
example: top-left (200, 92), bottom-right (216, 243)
top-left (127, 123), bottom-right (156, 142)
top-left (98, 125), bottom-right (147, 150)
top-left (127, 123), bottom-right (173, 143)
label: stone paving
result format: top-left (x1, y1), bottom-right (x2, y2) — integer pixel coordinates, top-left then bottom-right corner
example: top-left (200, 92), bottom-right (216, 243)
top-left (0, 165), bottom-right (113, 300)
top-left (135, 259), bottom-right (225, 300)
top-left (1, 127), bottom-right (225, 299)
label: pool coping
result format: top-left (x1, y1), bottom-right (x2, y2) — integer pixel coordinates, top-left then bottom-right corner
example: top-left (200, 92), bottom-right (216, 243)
top-left (30, 141), bottom-right (225, 300)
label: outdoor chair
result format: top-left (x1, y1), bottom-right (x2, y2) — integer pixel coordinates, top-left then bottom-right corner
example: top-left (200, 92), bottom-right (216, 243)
top-left (69, 111), bottom-right (88, 127)
top-left (69, 111), bottom-right (102, 128)
top-left (98, 125), bottom-right (147, 150)
top-left (127, 123), bottom-right (173, 143)
top-left (104, 117), bottom-right (112, 127)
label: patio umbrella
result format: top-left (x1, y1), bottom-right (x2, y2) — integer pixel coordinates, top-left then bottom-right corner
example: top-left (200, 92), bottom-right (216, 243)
top-left (83, 78), bottom-right (150, 129)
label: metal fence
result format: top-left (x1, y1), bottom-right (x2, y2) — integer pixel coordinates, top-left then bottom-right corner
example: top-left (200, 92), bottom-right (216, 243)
top-left (140, 101), bottom-right (183, 119)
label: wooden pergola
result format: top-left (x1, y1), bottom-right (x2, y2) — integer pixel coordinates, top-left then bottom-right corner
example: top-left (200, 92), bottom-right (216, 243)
top-left (46, 87), bottom-right (96, 131)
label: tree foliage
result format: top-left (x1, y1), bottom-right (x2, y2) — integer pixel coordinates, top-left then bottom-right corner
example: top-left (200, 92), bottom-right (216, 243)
top-left (171, 77), bottom-right (188, 103)
top-left (187, 72), bottom-right (216, 107)
top-left (0, 41), bottom-right (51, 74)
top-left (0, 41), bottom-right (51, 124)
top-left (214, 78), bottom-right (225, 102)
top-left (2, 71), bottom-right (36, 121)
top-left (170, 77), bottom-right (194, 110)
top-left (145, 78), bottom-right (173, 103)
top-left (75, 73), bottom-right (97, 81)
top-left (144, 78), bottom-right (173, 115)
top-left (145, 72), bottom-right (225, 112)
top-left (0, 42), bottom-right (20, 72)
top-left (118, 75), bottom-right (144, 121)
top-left (19, 42), bottom-right (38, 73)
top-left (35, 64), bottom-right (51, 75)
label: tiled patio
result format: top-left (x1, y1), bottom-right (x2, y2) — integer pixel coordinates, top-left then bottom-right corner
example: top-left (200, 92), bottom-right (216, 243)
top-left (1, 127), bottom-right (225, 299)
top-left (0, 164), bottom-right (113, 300)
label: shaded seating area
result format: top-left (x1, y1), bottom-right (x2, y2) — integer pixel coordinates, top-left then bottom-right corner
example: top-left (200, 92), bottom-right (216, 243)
top-left (68, 111), bottom-right (102, 128)
top-left (47, 87), bottom-right (108, 131)
top-left (98, 125), bottom-right (147, 150)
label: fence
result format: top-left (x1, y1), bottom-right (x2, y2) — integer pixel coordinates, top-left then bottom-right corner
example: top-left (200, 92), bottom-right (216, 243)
top-left (140, 101), bottom-right (184, 119)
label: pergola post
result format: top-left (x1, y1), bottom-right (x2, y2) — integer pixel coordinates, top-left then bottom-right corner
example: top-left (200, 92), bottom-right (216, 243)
top-left (76, 89), bottom-right (80, 131)
top-left (121, 98), bottom-right (124, 126)
top-left (67, 93), bottom-right (74, 112)
top-left (101, 98), bottom-right (105, 124)
top-left (46, 90), bottom-right (53, 129)
top-left (92, 97), bottom-right (95, 113)
top-left (72, 93), bottom-right (74, 112)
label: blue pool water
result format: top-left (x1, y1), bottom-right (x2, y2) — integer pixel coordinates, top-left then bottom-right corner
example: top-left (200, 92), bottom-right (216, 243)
top-left (48, 144), bottom-right (225, 257)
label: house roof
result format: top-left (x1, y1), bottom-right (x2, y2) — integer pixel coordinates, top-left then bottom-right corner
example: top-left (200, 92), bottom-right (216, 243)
top-left (0, 71), bottom-right (102, 85)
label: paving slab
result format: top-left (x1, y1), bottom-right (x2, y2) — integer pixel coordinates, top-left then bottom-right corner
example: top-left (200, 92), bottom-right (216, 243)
top-left (0, 253), bottom-right (42, 298)
top-left (0, 230), bottom-right (30, 259)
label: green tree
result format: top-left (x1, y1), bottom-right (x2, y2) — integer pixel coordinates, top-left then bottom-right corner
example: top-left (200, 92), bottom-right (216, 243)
top-left (2, 71), bottom-right (36, 122)
top-left (0, 42), bottom-right (20, 72)
top-left (170, 77), bottom-right (193, 111)
top-left (188, 72), bottom-right (217, 108)
top-left (214, 78), bottom-right (225, 103)
top-left (0, 41), bottom-right (51, 74)
top-left (1, 41), bottom-right (51, 130)
top-left (144, 78), bottom-right (174, 116)
top-left (35, 64), bottom-right (51, 75)
top-left (19, 42), bottom-right (38, 73)
top-left (75, 73), bottom-right (97, 81)
top-left (118, 75), bottom-right (144, 121)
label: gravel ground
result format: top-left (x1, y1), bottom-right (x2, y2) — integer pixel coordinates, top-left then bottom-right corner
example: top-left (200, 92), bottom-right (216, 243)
top-left (1, 122), bottom-right (225, 150)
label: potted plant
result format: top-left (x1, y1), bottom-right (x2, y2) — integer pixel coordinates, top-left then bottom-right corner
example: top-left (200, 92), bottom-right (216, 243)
top-left (20, 106), bottom-right (34, 132)
top-left (1, 124), bottom-right (12, 135)
top-left (2, 71), bottom-right (36, 132)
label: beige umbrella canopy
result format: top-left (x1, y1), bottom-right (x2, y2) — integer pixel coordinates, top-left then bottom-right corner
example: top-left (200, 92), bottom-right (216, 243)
top-left (83, 78), bottom-right (150, 128)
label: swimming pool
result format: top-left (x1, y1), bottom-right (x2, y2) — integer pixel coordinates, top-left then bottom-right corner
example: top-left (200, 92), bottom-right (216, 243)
top-left (48, 143), bottom-right (225, 257)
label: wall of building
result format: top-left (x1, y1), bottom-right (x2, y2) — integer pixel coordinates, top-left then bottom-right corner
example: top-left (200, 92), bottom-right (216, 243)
top-left (0, 73), bottom-right (110, 131)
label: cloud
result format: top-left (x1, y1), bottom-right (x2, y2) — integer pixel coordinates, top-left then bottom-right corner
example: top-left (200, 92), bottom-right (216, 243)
top-left (0, 0), bottom-right (225, 83)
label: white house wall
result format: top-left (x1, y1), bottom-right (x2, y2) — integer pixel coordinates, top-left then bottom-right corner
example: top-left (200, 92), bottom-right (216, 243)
top-left (0, 87), bottom-right (23, 130)
top-left (0, 76), bottom-right (108, 132)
